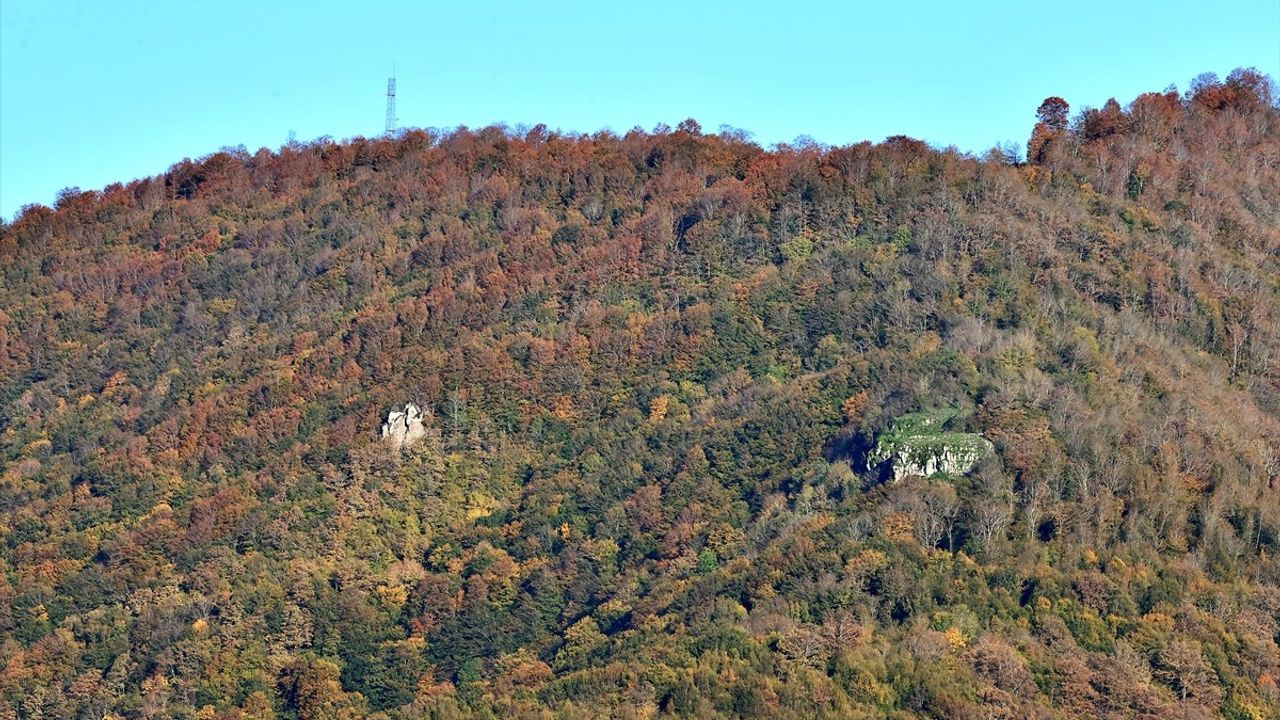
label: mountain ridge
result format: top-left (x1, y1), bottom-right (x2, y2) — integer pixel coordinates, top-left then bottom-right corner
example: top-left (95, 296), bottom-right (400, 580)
top-left (1, 69), bottom-right (1279, 719)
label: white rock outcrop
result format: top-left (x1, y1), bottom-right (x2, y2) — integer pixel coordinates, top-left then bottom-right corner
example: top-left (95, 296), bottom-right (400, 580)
top-left (381, 402), bottom-right (427, 451)
top-left (867, 410), bottom-right (994, 482)
top-left (881, 442), bottom-right (993, 482)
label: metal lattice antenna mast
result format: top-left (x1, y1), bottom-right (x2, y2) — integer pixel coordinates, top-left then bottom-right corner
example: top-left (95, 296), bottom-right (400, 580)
top-left (385, 71), bottom-right (397, 136)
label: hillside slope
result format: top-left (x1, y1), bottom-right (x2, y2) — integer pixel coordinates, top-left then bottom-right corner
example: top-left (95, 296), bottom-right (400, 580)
top-left (2, 70), bottom-right (1279, 719)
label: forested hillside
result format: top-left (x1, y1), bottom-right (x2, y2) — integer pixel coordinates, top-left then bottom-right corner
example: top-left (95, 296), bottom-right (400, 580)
top-left (2, 69), bottom-right (1279, 719)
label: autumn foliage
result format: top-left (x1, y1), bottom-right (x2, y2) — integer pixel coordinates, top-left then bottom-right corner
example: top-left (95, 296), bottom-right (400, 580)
top-left (1, 69), bottom-right (1279, 719)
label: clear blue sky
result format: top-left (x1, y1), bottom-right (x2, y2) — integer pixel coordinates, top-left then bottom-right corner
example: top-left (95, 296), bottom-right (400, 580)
top-left (2, 0), bottom-right (1277, 220)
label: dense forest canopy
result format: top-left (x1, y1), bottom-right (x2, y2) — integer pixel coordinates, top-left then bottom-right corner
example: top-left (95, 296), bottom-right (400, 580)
top-left (1, 68), bottom-right (1279, 719)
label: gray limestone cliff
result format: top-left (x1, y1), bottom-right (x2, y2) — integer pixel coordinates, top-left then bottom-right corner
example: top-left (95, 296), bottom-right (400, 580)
top-left (868, 410), bottom-right (993, 482)
top-left (381, 402), bottom-right (427, 451)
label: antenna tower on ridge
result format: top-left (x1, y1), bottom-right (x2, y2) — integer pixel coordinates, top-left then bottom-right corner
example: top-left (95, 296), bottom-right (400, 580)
top-left (385, 71), bottom-right (397, 136)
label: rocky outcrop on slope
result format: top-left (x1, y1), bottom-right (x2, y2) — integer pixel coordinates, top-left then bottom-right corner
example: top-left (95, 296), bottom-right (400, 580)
top-left (868, 410), bottom-right (993, 482)
top-left (381, 402), bottom-right (427, 451)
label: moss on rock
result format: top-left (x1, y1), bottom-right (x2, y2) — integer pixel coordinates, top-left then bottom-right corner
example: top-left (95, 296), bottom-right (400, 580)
top-left (868, 410), bottom-right (993, 481)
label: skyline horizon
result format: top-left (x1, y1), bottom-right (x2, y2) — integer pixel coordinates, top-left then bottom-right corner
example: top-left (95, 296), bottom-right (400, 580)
top-left (3, 0), bottom-right (1278, 220)
top-left (3, 63), bottom-right (1265, 222)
